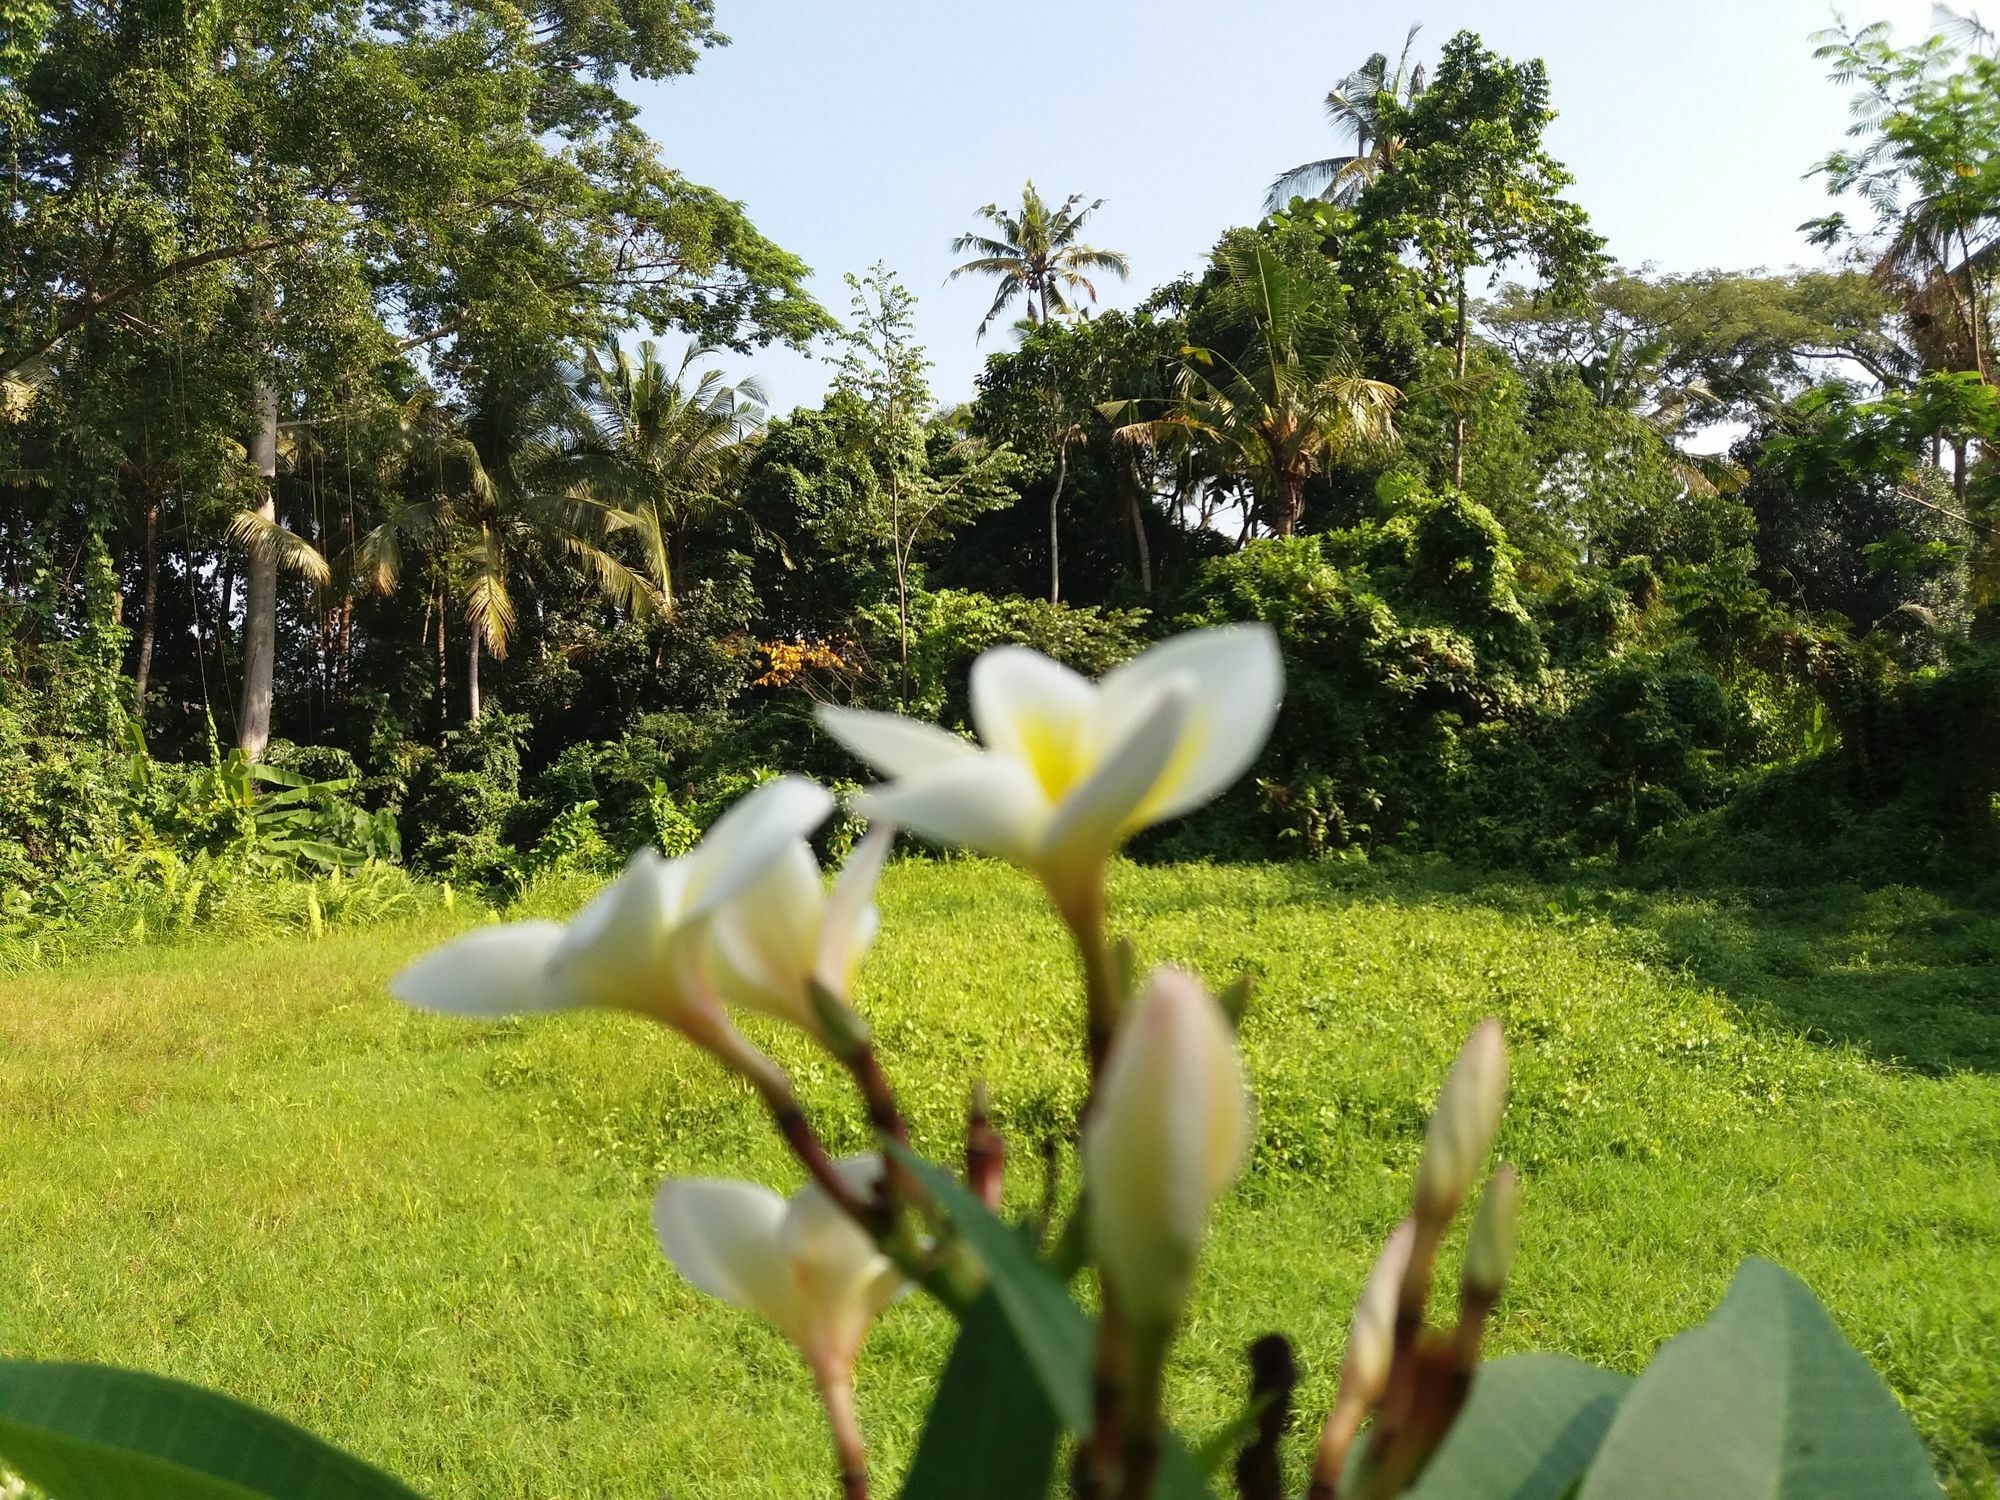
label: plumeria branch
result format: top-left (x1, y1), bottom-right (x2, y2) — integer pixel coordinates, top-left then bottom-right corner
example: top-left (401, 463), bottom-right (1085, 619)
top-left (1309, 1022), bottom-right (1514, 1500)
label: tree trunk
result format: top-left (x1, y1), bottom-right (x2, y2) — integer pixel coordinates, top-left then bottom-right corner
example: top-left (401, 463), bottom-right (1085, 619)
top-left (1275, 472), bottom-right (1306, 538)
top-left (336, 592), bottom-right (353, 701)
top-left (892, 472), bottom-right (910, 708)
top-left (467, 629), bottom-right (482, 721)
top-left (433, 584), bottom-right (449, 742)
top-left (236, 381), bottom-right (281, 760)
top-left (1452, 270), bottom-right (1470, 489)
top-left (133, 492), bottom-right (161, 718)
top-left (1120, 457), bottom-right (1153, 594)
top-left (667, 526), bottom-right (686, 617)
top-left (1048, 439), bottom-right (1067, 604)
top-left (1956, 223), bottom-right (1989, 382)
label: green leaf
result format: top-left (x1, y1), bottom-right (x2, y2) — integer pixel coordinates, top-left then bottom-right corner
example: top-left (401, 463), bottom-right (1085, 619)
top-left (264, 838), bottom-right (366, 868)
top-left (1404, 1354), bottom-right (1630, 1500)
top-left (245, 764), bottom-right (312, 789)
top-left (899, 1291), bottom-right (1061, 1500)
top-left (1156, 1437), bottom-right (1216, 1500)
top-left (0, 1361), bottom-right (427, 1499)
top-left (1577, 1259), bottom-right (1938, 1500)
top-left (887, 1145), bottom-right (1095, 1431)
top-left (886, 1150), bottom-right (1217, 1499)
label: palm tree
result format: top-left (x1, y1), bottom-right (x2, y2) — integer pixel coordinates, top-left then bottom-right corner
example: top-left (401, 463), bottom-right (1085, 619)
top-left (1579, 330), bottom-right (1748, 497)
top-left (1265, 25), bottom-right (1426, 212)
top-left (556, 340), bottom-right (769, 613)
top-left (357, 379), bottom-right (659, 723)
top-left (1106, 243), bottom-right (1400, 538)
top-left (233, 382), bottom-right (331, 759)
top-left (948, 183), bottom-right (1131, 338)
top-left (951, 185), bottom-right (1128, 601)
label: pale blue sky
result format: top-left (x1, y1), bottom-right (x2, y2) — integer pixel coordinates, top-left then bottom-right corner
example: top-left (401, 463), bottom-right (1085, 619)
top-left (635, 0), bottom-right (1938, 415)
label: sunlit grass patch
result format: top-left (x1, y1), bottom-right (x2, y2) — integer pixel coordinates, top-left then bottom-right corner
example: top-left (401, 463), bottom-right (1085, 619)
top-left (1, 859), bottom-right (1994, 1496)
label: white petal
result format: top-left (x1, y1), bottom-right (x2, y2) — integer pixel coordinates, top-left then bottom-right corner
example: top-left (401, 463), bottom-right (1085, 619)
top-left (817, 706), bottom-right (977, 779)
top-left (784, 1155), bottom-right (890, 1272)
top-left (1099, 625), bottom-right (1284, 824)
top-left (816, 823), bottom-right (893, 994)
top-left (969, 647), bottom-right (1097, 795)
top-left (1039, 684), bottom-right (1191, 870)
top-left (783, 1156), bottom-right (902, 1362)
top-left (388, 921), bottom-right (567, 1018)
top-left (684, 775), bottom-right (833, 917)
top-left (549, 851), bottom-right (680, 1010)
top-left (710, 840), bottom-right (826, 1030)
top-left (857, 756), bottom-right (1050, 864)
top-left (653, 1178), bottom-right (805, 1338)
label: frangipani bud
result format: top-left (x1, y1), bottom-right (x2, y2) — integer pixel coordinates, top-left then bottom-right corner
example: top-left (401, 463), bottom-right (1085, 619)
top-left (1463, 1163), bottom-right (1519, 1298)
top-left (1342, 1218), bottom-right (1416, 1403)
top-left (1081, 967), bottom-right (1251, 1331)
top-left (1413, 1020), bottom-right (1507, 1223)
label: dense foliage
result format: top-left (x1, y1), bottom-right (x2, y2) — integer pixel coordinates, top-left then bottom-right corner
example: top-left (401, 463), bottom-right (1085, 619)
top-left (3, 7), bottom-right (1998, 945)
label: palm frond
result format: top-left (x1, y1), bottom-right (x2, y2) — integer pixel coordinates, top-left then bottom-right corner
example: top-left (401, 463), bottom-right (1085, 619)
top-left (565, 534), bottom-right (668, 620)
top-left (1265, 156), bottom-right (1347, 211)
top-left (460, 527), bottom-right (516, 658)
top-left (230, 510), bottom-right (332, 584)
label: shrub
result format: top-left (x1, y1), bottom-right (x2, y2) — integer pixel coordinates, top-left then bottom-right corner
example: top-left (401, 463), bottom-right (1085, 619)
top-left (851, 588), bottom-right (1149, 724)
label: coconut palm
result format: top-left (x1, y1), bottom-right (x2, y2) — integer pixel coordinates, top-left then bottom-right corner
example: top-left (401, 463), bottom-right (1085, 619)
top-left (1265, 25), bottom-right (1426, 212)
top-left (1579, 329), bottom-right (1748, 497)
top-left (556, 340), bottom-right (770, 612)
top-left (1106, 243), bottom-right (1400, 537)
top-left (948, 183), bottom-right (1131, 338)
top-left (357, 379), bottom-right (659, 722)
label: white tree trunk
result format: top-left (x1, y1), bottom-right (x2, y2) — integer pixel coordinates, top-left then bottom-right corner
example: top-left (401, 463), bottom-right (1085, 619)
top-left (467, 629), bottom-right (482, 721)
top-left (237, 380), bottom-right (280, 761)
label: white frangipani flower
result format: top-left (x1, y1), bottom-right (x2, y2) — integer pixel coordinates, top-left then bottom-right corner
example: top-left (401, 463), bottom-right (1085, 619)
top-left (817, 626), bottom-right (1282, 910)
top-left (653, 1155), bottom-right (904, 1381)
top-left (389, 776), bottom-right (833, 1028)
top-left (708, 824), bottom-right (893, 1039)
top-left (1081, 967), bottom-right (1252, 1331)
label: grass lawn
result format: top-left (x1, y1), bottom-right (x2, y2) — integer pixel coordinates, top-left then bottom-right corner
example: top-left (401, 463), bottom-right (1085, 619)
top-left (1, 858), bottom-right (1996, 1497)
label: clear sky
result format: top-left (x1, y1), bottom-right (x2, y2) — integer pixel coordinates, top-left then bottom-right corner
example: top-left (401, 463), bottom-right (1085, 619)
top-left (633, 0), bottom-right (1939, 416)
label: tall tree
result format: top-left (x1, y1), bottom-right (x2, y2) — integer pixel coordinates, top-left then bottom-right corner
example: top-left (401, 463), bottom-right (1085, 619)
top-left (559, 341), bottom-right (769, 615)
top-left (1265, 24), bottom-right (1427, 211)
top-left (832, 266), bottom-right (1015, 703)
top-left (948, 184), bottom-right (1130, 338)
top-left (1107, 243), bottom-right (1400, 538)
top-left (1355, 30), bottom-right (1606, 486)
top-left (2, 0), bottom-right (825, 754)
top-left (1806, 12), bottom-right (2000, 384)
top-left (358, 380), bottom-right (661, 724)
top-left (950, 185), bottom-right (1128, 599)
top-left (972, 309), bottom-right (1188, 600)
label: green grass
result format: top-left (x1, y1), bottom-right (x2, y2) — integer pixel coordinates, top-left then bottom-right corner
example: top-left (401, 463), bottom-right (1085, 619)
top-left (1, 858), bottom-right (1996, 1497)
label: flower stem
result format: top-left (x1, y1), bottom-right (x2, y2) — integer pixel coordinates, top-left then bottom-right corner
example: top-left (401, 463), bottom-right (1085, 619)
top-left (965, 1081), bottom-right (1006, 1210)
top-left (1075, 1295), bottom-right (1132, 1499)
top-left (742, 1066), bottom-right (982, 1312)
top-left (812, 1361), bottom-right (869, 1500)
top-left (1117, 1324), bottom-right (1170, 1500)
top-left (1056, 872), bottom-right (1118, 1093)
